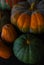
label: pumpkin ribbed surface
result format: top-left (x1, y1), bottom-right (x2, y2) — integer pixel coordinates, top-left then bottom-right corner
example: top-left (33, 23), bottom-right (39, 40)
top-left (13, 34), bottom-right (44, 64)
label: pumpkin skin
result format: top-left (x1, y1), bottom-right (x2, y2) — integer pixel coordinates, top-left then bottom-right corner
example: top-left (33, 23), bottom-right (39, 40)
top-left (13, 34), bottom-right (44, 64)
top-left (0, 39), bottom-right (12, 59)
top-left (0, 10), bottom-right (10, 32)
top-left (11, 1), bottom-right (44, 33)
top-left (27, 0), bottom-right (36, 4)
top-left (1, 24), bottom-right (17, 43)
top-left (11, 1), bottom-right (30, 26)
top-left (0, 0), bottom-right (10, 10)
top-left (6, 0), bottom-right (27, 8)
top-left (17, 12), bottom-right (44, 33)
top-left (30, 12), bottom-right (44, 33)
top-left (0, 8), bottom-right (11, 33)
top-left (36, 1), bottom-right (44, 15)
top-left (17, 13), bottom-right (31, 32)
top-left (27, 0), bottom-right (41, 4)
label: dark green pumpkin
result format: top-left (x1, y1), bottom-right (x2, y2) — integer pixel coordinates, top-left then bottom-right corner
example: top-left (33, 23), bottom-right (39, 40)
top-left (0, 10), bottom-right (10, 32)
top-left (13, 34), bottom-right (44, 64)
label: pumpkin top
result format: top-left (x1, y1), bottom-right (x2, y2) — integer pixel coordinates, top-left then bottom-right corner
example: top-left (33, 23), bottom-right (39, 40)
top-left (26, 39), bottom-right (30, 45)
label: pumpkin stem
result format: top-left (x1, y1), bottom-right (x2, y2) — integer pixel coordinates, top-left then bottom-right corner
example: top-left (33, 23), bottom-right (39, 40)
top-left (30, 2), bottom-right (35, 11)
top-left (26, 40), bottom-right (30, 45)
top-left (29, 0), bottom-right (40, 11)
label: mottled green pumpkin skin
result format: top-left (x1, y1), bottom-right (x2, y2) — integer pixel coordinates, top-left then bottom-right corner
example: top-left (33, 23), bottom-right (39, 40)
top-left (0, 2), bottom-right (10, 10)
top-left (0, 10), bottom-right (10, 32)
top-left (13, 34), bottom-right (44, 64)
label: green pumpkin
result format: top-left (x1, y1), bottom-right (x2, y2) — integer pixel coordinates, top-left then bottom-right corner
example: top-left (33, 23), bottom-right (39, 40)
top-left (0, 10), bottom-right (10, 32)
top-left (13, 34), bottom-right (44, 64)
top-left (0, 0), bottom-right (10, 10)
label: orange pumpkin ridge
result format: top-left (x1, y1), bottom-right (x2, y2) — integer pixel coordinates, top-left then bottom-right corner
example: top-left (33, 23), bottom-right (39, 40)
top-left (17, 13), bottom-right (31, 32)
top-left (30, 13), bottom-right (38, 32)
top-left (30, 12), bottom-right (44, 33)
top-left (35, 13), bottom-right (44, 26)
top-left (35, 12), bottom-right (44, 32)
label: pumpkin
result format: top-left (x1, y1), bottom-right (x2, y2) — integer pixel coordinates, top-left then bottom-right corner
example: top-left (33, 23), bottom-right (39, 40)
top-left (36, 1), bottom-right (44, 15)
top-left (11, 1), bottom-right (30, 26)
top-left (13, 34), bottom-right (44, 64)
top-left (1, 24), bottom-right (17, 43)
top-left (0, 0), bottom-right (10, 10)
top-left (27, 0), bottom-right (36, 4)
top-left (27, 0), bottom-right (41, 4)
top-left (6, 0), bottom-right (27, 8)
top-left (0, 9), bottom-right (10, 32)
top-left (30, 12), bottom-right (44, 33)
top-left (0, 9), bottom-right (3, 19)
top-left (17, 13), bottom-right (31, 32)
top-left (0, 39), bottom-right (12, 59)
top-left (11, 1), bottom-right (44, 33)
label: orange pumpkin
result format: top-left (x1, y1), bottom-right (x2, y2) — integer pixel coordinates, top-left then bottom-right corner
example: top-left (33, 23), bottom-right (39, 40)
top-left (0, 40), bottom-right (12, 59)
top-left (30, 12), bottom-right (44, 33)
top-left (17, 12), bottom-right (44, 33)
top-left (11, 2), bottom-right (44, 33)
top-left (17, 13), bottom-right (31, 32)
top-left (18, 12), bottom-right (44, 33)
top-left (11, 1), bottom-right (29, 26)
top-left (11, 12), bottom-right (21, 26)
top-left (1, 24), bottom-right (17, 43)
